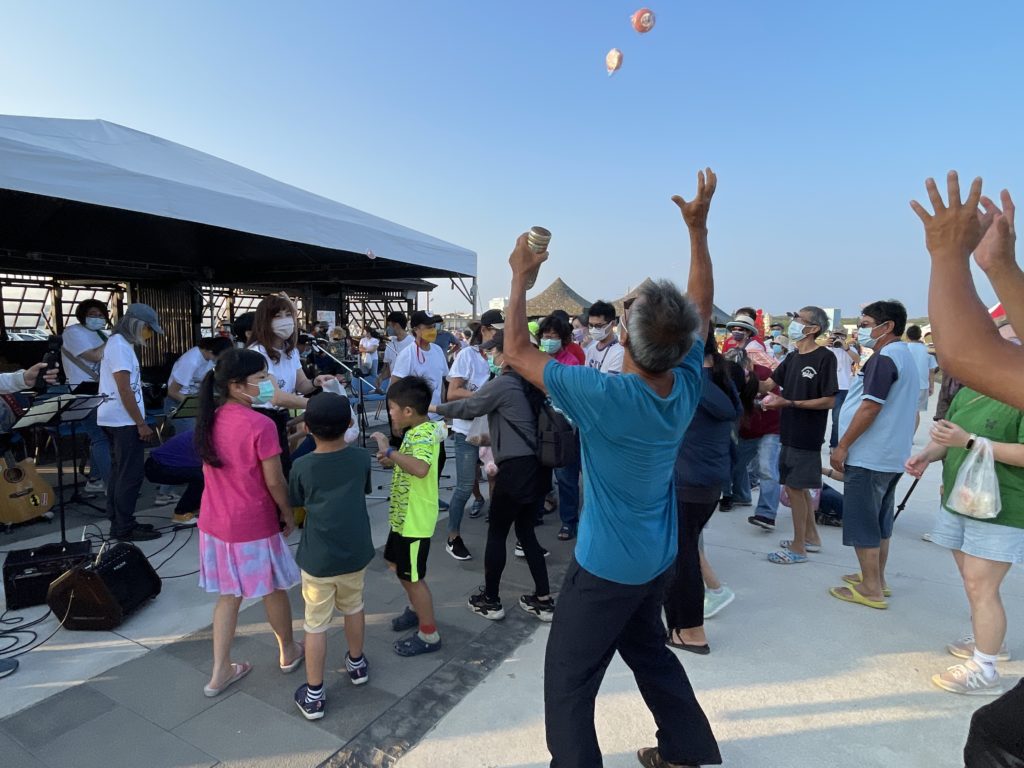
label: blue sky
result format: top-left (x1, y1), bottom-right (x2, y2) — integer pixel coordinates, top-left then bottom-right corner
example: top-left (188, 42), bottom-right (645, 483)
top-left (3, 1), bottom-right (1022, 318)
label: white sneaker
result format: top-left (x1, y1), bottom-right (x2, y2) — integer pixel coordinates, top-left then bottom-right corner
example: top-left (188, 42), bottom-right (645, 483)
top-left (84, 479), bottom-right (106, 494)
top-left (932, 660), bottom-right (1003, 696)
top-left (947, 634), bottom-right (1010, 661)
top-left (154, 492), bottom-right (180, 506)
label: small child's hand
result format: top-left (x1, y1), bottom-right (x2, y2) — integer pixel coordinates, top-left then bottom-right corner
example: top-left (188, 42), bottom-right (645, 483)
top-left (280, 511), bottom-right (296, 537)
top-left (369, 431), bottom-right (388, 452)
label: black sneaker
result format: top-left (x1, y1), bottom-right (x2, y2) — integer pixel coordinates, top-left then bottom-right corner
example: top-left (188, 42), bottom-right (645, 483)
top-left (345, 653), bottom-right (369, 686)
top-left (446, 536), bottom-right (472, 561)
top-left (514, 541), bottom-right (549, 559)
top-left (519, 594), bottom-right (555, 622)
top-left (293, 684), bottom-right (326, 721)
top-left (467, 588), bottom-right (505, 620)
top-left (747, 514), bottom-right (775, 530)
top-left (816, 513), bottom-right (843, 528)
top-left (718, 497), bottom-right (734, 512)
top-left (115, 527), bottom-right (162, 542)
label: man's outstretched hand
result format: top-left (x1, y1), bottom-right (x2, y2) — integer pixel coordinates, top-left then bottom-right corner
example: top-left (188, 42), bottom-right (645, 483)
top-left (508, 232), bottom-right (548, 284)
top-left (975, 189), bottom-right (1017, 275)
top-left (672, 168), bottom-right (717, 231)
top-left (910, 171), bottom-right (994, 261)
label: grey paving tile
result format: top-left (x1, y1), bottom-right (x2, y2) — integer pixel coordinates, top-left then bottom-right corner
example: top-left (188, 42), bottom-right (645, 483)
top-left (0, 730), bottom-right (48, 768)
top-left (173, 691), bottom-right (342, 768)
top-left (85, 650), bottom-right (220, 730)
top-left (357, 634), bottom-right (444, 698)
top-left (163, 628), bottom-right (279, 680)
top-left (35, 707), bottom-right (215, 768)
top-left (0, 684), bottom-right (115, 751)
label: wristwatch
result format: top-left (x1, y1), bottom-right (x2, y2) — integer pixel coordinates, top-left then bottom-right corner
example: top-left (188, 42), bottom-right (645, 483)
top-left (966, 434), bottom-right (978, 451)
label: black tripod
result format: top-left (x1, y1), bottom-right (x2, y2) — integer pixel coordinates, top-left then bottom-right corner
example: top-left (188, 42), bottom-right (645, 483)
top-left (308, 340), bottom-right (373, 448)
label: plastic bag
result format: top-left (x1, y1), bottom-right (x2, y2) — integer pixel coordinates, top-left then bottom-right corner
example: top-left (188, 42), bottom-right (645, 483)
top-left (466, 415), bottom-right (490, 447)
top-left (948, 437), bottom-right (1002, 520)
top-left (780, 486), bottom-right (821, 512)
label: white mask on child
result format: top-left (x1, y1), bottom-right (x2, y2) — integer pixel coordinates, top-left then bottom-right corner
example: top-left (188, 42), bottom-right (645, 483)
top-left (344, 425), bottom-right (360, 444)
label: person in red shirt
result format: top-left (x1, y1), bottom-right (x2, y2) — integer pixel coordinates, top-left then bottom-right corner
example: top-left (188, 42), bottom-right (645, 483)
top-left (722, 308), bottom-right (767, 355)
top-left (741, 360), bottom-right (783, 530)
top-left (551, 309), bottom-right (586, 364)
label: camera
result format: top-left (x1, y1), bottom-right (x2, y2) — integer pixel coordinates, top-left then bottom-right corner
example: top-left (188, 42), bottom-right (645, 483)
top-left (34, 334), bottom-right (65, 393)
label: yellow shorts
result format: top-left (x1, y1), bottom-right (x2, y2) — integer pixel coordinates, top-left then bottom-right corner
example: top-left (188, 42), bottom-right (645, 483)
top-left (301, 568), bottom-right (367, 633)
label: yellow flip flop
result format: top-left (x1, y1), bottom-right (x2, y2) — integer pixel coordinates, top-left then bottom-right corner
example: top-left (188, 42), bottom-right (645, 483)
top-left (829, 585), bottom-right (888, 610)
top-left (842, 573), bottom-right (893, 597)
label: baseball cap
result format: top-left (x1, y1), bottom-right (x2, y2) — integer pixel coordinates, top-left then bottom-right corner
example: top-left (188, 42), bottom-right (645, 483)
top-left (410, 310), bottom-right (443, 328)
top-left (304, 392), bottom-right (352, 435)
top-left (124, 303), bottom-right (164, 335)
top-left (480, 309), bottom-right (505, 329)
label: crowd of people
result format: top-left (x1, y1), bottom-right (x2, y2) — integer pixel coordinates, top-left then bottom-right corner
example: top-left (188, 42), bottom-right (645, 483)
top-left (2, 169), bottom-right (1022, 766)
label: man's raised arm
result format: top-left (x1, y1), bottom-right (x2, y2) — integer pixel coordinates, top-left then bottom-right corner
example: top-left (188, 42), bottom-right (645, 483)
top-left (671, 168), bottom-right (717, 329)
top-left (912, 171), bottom-right (1024, 410)
top-left (503, 233), bottom-right (554, 391)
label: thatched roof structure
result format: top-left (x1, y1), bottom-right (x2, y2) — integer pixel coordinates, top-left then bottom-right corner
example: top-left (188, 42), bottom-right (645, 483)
top-left (613, 277), bottom-right (731, 324)
top-left (526, 277), bottom-right (591, 318)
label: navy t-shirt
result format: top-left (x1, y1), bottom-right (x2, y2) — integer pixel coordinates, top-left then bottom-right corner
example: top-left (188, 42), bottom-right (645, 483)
top-left (543, 338), bottom-right (704, 585)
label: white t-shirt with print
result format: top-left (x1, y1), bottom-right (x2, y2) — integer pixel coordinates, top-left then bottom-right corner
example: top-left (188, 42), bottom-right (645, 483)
top-left (584, 339), bottom-right (625, 374)
top-left (61, 323), bottom-right (105, 386)
top-left (98, 334), bottom-right (143, 427)
top-left (829, 346), bottom-right (856, 391)
top-left (168, 346), bottom-right (213, 397)
top-left (251, 343), bottom-right (302, 411)
top-left (383, 334), bottom-right (416, 369)
top-left (392, 341), bottom-right (450, 422)
top-left (446, 346), bottom-right (491, 435)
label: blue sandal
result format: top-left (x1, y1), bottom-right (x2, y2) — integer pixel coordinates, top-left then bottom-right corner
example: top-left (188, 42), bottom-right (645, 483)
top-left (393, 632), bottom-right (442, 657)
top-left (391, 606), bottom-right (418, 632)
top-left (767, 549), bottom-right (808, 565)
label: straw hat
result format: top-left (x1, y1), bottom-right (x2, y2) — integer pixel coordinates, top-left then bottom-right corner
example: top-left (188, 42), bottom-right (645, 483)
top-left (726, 314), bottom-right (758, 335)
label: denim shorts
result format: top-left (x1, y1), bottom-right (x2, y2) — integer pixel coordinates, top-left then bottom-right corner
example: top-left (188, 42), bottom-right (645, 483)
top-left (841, 465), bottom-right (902, 548)
top-left (930, 508), bottom-right (1024, 564)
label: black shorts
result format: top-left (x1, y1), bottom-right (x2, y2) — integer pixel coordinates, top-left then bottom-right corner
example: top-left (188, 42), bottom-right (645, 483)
top-left (384, 531), bottom-right (431, 583)
top-left (778, 445), bottom-right (822, 490)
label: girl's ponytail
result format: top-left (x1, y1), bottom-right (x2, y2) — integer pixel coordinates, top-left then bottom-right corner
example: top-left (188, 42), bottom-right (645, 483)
top-left (194, 370), bottom-right (222, 467)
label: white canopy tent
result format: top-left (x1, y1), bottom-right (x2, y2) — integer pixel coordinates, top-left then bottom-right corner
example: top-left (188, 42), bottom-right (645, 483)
top-left (0, 115), bottom-right (476, 283)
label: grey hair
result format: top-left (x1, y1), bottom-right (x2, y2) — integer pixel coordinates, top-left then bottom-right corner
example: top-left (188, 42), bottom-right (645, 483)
top-left (112, 316), bottom-right (150, 346)
top-left (800, 306), bottom-right (829, 338)
top-left (625, 280), bottom-right (701, 373)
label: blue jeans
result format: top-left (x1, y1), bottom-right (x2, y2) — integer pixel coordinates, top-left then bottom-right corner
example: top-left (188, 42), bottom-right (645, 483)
top-left (731, 438), bottom-right (759, 504)
top-left (555, 435), bottom-right (582, 527)
top-left (830, 390), bottom-right (848, 448)
top-left (81, 411), bottom-right (110, 482)
top-left (447, 432), bottom-right (478, 536)
top-left (819, 483), bottom-right (844, 519)
top-left (753, 434), bottom-right (782, 521)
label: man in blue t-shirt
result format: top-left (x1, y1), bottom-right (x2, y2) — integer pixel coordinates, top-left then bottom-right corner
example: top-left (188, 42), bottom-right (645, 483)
top-left (830, 300), bottom-right (919, 610)
top-left (502, 169), bottom-right (723, 768)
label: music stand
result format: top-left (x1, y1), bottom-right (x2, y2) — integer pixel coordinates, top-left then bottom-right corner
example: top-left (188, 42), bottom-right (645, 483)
top-left (64, 383), bottom-right (106, 512)
top-left (170, 395), bottom-right (201, 422)
top-left (13, 395), bottom-right (105, 557)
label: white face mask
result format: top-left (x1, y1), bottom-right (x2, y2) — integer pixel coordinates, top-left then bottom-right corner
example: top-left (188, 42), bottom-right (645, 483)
top-left (272, 317), bottom-right (295, 340)
top-left (344, 425), bottom-right (360, 444)
top-left (589, 324), bottom-right (611, 342)
top-left (85, 317), bottom-right (106, 331)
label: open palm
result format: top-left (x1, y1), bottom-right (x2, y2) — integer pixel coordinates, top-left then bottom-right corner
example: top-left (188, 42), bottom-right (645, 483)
top-left (974, 190), bottom-right (1017, 274)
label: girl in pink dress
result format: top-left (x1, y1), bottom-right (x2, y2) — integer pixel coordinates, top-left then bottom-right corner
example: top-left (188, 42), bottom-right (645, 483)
top-left (194, 348), bottom-right (303, 697)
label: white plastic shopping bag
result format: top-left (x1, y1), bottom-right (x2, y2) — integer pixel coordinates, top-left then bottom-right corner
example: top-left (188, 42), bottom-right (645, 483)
top-left (466, 415), bottom-right (490, 447)
top-left (948, 438), bottom-right (1002, 520)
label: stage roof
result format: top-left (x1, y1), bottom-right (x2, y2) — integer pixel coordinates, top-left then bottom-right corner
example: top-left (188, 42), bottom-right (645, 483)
top-left (0, 115), bottom-right (476, 284)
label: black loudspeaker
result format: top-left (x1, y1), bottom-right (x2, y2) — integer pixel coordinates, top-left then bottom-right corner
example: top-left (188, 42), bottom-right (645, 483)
top-left (2, 542), bottom-right (93, 610)
top-left (47, 542), bottom-right (161, 630)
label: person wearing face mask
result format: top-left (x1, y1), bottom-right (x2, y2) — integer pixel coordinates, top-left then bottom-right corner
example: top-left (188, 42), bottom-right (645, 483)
top-left (572, 314), bottom-right (591, 351)
top-left (771, 334), bottom-right (791, 362)
top-left (826, 328), bottom-right (861, 450)
top-left (97, 303), bottom-right (166, 541)
top-left (828, 300), bottom-right (918, 610)
top-left (759, 306), bottom-right (838, 564)
top-left (723, 311), bottom-right (763, 354)
top-left (61, 298), bottom-right (112, 494)
top-left (391, 310), bottom-right (451, 503)
top-left (550, 309), bottom-right (586, 364)
top-left (584, 300), bottom-right (625, 374)
top-left (248, 295), bottom-right (335, 476)
top-left (193, 348), bottom-right (302, 698)
top-left (377, 311), bottom-right (415, 390)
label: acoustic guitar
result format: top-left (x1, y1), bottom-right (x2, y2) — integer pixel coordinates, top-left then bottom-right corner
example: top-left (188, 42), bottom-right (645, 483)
top-left (0, 452), bottom-right (55, 525)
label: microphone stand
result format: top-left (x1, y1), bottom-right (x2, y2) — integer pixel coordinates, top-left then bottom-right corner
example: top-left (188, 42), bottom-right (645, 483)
top-left (308, 340), bottom-right (373, 448)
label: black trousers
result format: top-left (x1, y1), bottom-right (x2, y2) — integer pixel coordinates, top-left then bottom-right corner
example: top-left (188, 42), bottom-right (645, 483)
top-left (103, 426), bottom-right (146, 537)
top-left (144, 457), bottom-right (204, 514)
top-left (964, 678), bottom-right (1024, 767)
top-left (256, 408), bottom-right (293, 477)
top-left (664, 498), bottom-right (718, 631)
top-left (544, 559), bottom-right (721, 768)
top-left (485, 457), bottom-right (549, 599)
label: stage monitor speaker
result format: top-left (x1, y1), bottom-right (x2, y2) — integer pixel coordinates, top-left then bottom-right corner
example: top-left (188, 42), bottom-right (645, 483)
top-left (2, 542), bottom-right (92, 610)
top-left (47, 542), bottom-right (161, 631)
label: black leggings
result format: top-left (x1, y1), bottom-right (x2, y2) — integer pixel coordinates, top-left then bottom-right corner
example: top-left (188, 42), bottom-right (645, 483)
top-left (256, 408), bottom-right (292, 477)
top-left (664, 498), bottom-right (717, 631)
top-left (485, 461), bottom-right (549, 600)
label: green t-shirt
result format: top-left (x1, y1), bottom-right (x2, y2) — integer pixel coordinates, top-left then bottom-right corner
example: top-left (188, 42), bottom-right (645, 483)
top-left (288, 447), bottom-right (374, 577)
top-left (389, 420), bottom-right (445, 538)
top-left (942, 387), bottom-right (1024, 529)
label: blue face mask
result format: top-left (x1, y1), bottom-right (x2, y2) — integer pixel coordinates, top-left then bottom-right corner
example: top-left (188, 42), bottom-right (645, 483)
top-left (248, 380), bottom-right (275, 405)
top-left (85, 317), bottom-right (106, 331)
top-left (770, 329), bottom-right (782, 338)
top-left (539, 339), bottom-right (562, 355)
top-left (788, 320), bottom-right (806, 342)
top-left (858, 326), bottom-right (879, 349)
top-left (772, 343), bottom-right (784, 356)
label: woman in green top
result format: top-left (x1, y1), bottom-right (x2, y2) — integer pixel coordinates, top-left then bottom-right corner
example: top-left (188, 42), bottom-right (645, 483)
top-left (906, 326), bottom-right (1024, 697)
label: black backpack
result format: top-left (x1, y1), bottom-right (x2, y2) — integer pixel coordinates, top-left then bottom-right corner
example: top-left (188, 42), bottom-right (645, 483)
top-left (505, 376), bottom-right (579, 469)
